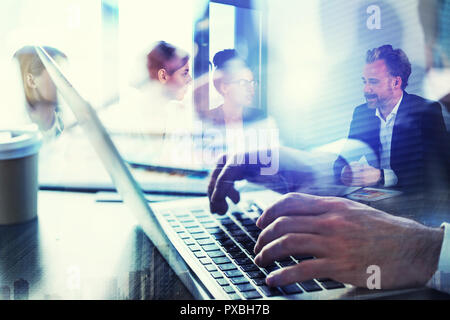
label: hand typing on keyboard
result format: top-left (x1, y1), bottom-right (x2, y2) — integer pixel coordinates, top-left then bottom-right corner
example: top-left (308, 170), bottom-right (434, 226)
top-left (252, 192), bottom-right (443, 290)
top-left (207, 147), bottom-right (318, 214)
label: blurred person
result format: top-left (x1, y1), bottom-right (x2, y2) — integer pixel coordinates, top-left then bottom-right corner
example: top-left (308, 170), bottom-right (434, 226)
top-left (205, 49), bottom-right (263, 127)
top-left (13, 46), bottom-right (66, 139)
top-left (333, 44), bottom-right (450, 192)
top-left (200, 49), bottom-right (278, 160)
top-left (419, 0), bottom-right (450, 130)
top-left (146, 40), bottom-right (192, 102)
top-left (102, 41), bottom-right (193, 135)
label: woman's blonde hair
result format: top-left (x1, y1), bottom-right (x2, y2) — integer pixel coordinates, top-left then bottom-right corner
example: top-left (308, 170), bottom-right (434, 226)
top-left (13, 46), bottom-right (66, 105)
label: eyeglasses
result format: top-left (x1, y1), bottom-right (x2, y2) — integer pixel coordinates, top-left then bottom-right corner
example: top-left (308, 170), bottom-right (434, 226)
top-left (227, 79), bottom-right (258, 88)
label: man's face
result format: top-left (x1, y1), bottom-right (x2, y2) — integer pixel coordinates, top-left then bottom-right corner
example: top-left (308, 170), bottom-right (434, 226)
top-left (362, 59), bottom-right (397, 109)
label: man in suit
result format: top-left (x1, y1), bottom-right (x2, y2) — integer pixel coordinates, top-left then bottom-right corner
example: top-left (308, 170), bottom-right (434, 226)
top-left (334, 44), bottom-right (450, 193)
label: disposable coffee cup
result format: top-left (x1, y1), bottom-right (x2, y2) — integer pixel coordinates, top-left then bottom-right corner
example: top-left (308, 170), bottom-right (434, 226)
top-left (0, 128), bottom-right (42, 225)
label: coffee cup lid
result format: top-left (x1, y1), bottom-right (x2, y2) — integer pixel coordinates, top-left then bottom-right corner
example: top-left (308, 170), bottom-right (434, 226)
top-left (0, 126), bottom-right (43, 160)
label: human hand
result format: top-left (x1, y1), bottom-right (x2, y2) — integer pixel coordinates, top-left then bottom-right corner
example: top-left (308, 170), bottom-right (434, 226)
top-left (341, 162), bottom-right (381, 186)
top-left (253, 193), bottom-right (444, 289)
top-left (207, 148), bottom-right (316, 214)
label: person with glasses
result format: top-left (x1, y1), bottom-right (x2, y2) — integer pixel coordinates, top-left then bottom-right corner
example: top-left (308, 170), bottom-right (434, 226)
top-left (205, 49), bottom-right (263, 127)
top-left (200, 49), bottom-right (278, 159)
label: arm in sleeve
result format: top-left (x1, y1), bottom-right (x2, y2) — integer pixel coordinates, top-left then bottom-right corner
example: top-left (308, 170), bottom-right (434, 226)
top-left (427, 223), bottom-right (450, 293)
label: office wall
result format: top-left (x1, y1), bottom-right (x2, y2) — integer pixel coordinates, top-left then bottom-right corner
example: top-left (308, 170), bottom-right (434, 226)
top-left (266, 0), bottom-right (427, 150)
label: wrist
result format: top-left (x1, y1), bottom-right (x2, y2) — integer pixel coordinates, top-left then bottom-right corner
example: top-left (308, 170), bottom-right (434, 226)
top-left (418, 227), bottom-right (445, 283)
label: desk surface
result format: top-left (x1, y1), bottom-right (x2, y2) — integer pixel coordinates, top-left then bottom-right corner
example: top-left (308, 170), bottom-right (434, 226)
top-left (1, 190), bottom-right (450, 300)
top-left (0, 191), bottom-right (193, 300)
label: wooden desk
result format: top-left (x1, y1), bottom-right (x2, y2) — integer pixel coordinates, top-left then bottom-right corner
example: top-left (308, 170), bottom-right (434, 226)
top-left (0, 191), bottom-right (193, 300)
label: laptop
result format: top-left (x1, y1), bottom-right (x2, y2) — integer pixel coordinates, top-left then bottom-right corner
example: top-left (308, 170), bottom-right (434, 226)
top-left (36, 46), bottom-right (425, 300)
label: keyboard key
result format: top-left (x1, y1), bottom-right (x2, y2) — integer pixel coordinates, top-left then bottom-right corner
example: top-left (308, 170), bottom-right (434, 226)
top-left (212, 232), bottom-right (228, 240)
top-left (209, 253), bottom-right (228, 260)
top-left (223, 269), bottom-right (243, 278)
top-left (223, 286), bottom-right (235, 294)
top-left (205, 227), bottom-right (223, 235)
top-left (205, 264), bottom-right (217, 272)
top-left (178, 232), bottom-right (190, 239)
top-left (173, 212), bottom-right (190, 218)
top-left (230, 276), bottom-right (250, 285)
top-left (218, 263), bottom-right (238, 271)
top-left (236, 283), bottom-right (255, 292)
top-left (320, 280), bottom-right (345, 290)
top-left (223, 224), bottom-right (241, 232)
top-left (183, 238), bottom-right (196, 245)
top-left (188, 228), bottom-right (204, 234)
top-left (202, 244), bottom-right (220, 252)
top-left (188, 245), bottom-right (201, 252)
top-left (246, 270), bottom-right (266, 279)
top-left (190, 208), bottom-right (206, 215)
top-left (228, 293), bottom-right (241, 300)
top-left (234, 257), bottom-right (253, 266)
top-left (258, 285), bottom-right (283, 297)
top-left (234, 235), bottom-right (252, 244)
top-left (245, 225), bottom-right (260, 232)
top-left (199, 258), bottom-right (211, 265)
top-left (194, 251), bottom-right (206, 258)
top-left (240, 264), bottom-right (259, 272)
top-left (193, 233), bottom-right (209, 240)
top-left (210, 271), bottom-right (223, 279)
top-left (264, 264), bottom-right (280, 273)
top-left (216, 278), bottom-right (229, 286)
top-left (220, 218), bottom-right (234, 226)
top-left (202, 222), bottom-right (218, 229)
top-left (223, 244), bottom-right (240, 253)
top-left (244, 250), bottom-right (256, 259)
top-left (172, 226), bottom-right (184, 233)
top-left (281, 284), bottom-right (303, 294)
top-left (180, 221), bottom-right (196, 226)
top-left (228, 251), bottom-right (247, 259)
top-left (229, 229), bottom-right (246, 237)
top-left (241, 218), bottom-right (255, 226)
top-left (252, 278), bottom-right (266, 286)
top-left (299, 280), bottom-right (322, 292)
top-left (198, 217), bottom-right (215, 223)
top-left (231, 211), bottom-right (244, 218)
top-left (217, 238), bottom-right (235, 247)
top-left (241, 290), bottom-right (262, 299)
top-left (197, 238), bottom-right (215, 246)
top-left (212, 256), bottom-right (231, 264)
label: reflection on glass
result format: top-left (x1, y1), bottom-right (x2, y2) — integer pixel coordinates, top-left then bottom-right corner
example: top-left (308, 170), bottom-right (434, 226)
top-left (206, 49), bottom-right (261, 126)
top-left (13, 46), bottom-right (66, 139)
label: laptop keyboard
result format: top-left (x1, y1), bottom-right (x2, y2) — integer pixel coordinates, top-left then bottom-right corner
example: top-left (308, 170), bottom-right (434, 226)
top-left (160, 202), bottom-right (345, 300)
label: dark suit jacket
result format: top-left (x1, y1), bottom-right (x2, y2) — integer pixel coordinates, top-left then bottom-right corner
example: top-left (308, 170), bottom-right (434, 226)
top-left (334, 91), bottom-right (450, 193)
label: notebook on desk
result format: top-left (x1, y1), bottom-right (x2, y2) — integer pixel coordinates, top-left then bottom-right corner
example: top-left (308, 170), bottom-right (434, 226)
top-left (36, 46), bottom-right (426, 300)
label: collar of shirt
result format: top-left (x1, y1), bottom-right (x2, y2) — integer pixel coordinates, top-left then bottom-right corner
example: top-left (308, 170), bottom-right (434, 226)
top-left (375, 93), bottom-right (403, 124)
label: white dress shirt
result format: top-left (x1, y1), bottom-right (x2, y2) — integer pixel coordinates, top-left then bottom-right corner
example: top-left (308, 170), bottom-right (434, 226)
top-left (427, 222), bottom-right (450, 294)
top-left (374, 94), bottom-right (403, 187)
